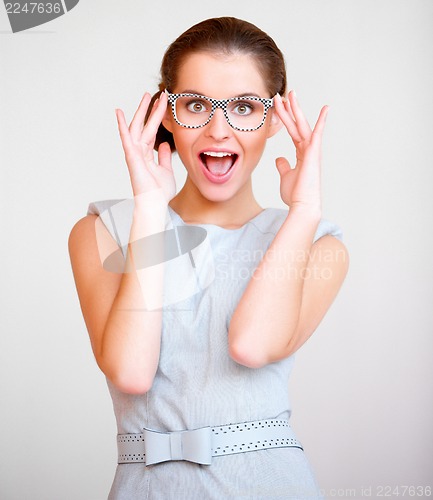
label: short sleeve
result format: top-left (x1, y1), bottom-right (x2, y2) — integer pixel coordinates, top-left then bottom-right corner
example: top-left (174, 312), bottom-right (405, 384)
top-left (86, 198), bottom-right (176, 264)
top-left (313, 218), bottom-right (343, 243)
top-left (257, 208), bottom-right (343, 243)
top-left (87, 198), bottom-right (132, 259)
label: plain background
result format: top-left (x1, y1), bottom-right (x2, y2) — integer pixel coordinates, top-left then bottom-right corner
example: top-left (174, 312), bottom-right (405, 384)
top-left (1, 1), bottom-right (432, 499)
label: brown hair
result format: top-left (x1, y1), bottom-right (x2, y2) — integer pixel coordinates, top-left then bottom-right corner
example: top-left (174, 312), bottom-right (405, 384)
top-left (146, 17), bottom-right (287, 151)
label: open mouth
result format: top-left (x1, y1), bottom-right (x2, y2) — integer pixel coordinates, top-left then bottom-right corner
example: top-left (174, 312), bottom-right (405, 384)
top-left (199, 151), bottom-right (238, 177)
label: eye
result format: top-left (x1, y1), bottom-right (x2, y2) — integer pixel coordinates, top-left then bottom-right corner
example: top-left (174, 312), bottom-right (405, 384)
top-left (186, 99), bottom-right (208, 113)
top-left (232, 101), bottom-right (254, 116)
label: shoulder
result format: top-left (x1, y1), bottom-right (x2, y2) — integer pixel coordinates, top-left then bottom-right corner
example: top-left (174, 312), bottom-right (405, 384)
top-left (310, 233), bottom-right (349, 273)
top-left (82, 198), bottom-right (133, 258)
top-left (68, 214), bottom-right (98, 254)
top-left (69, 198), bottom-right (127, 240)
top-left (68, 198), bottom-right (129, 266)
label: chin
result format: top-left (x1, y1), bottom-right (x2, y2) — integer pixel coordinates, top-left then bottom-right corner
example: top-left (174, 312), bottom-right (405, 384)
top-left (195, 182), bottom-right (241, 204)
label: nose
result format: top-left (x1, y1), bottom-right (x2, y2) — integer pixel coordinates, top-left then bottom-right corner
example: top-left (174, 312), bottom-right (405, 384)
top-left (204, 108), bottom-right (232, 141)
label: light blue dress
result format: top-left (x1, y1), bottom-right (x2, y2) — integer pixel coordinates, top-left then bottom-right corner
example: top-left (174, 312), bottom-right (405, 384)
top-left (87, 199), bottom-right (342, 500)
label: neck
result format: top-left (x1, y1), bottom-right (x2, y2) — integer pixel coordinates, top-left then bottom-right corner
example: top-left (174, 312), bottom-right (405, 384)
top-left (168, 176), bottom-right (263, 229)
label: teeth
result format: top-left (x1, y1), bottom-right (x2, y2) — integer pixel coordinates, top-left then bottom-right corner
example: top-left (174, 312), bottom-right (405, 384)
top-left (202, 151), bottom-right (234, 158)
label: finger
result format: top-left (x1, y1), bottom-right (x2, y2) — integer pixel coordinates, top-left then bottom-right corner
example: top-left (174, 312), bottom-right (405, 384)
top-left (115, 108), bottom-right (133, 153)
top-left (129, 93), bottom-right (152, 140)
top-left (141, 91), bottom-right (168, 145)
top-left (282, 94), bottom-right (295, 122)
top-left (275, 156), bottom-right (292, 177)
top-left (274, 94), bottom-right (303, 143)
top-left (288, 90), bottom-right (312, 140)
top-left (311, 105), bottom-right (329, 146)
top-left (157, 141), bottom-right (173, 172)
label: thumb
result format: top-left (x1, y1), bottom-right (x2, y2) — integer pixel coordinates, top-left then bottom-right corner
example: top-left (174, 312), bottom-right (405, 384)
top-left (275, 157), bottom-right (291, 177)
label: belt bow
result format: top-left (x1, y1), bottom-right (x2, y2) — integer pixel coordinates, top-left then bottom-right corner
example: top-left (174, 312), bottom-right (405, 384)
top-left (144, 426), bottom-right (212, 466)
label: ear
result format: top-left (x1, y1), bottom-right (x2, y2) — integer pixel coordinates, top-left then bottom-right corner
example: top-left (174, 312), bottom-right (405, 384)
top-left (162, 108), bottom-right (174, 133)
top-left (266, 108), bottom-right (283, 138)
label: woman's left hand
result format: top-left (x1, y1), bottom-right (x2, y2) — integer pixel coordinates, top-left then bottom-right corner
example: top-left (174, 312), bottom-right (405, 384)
top-left (273, 91), bottom-right (329, 213)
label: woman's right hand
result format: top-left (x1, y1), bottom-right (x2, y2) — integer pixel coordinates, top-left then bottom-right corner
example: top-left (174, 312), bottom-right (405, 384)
top-left (115, 91), bottom-right (176, 202)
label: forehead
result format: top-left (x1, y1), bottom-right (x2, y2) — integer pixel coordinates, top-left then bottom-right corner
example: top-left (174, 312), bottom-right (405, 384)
top-left (173, 51), bottom-right (269, 98)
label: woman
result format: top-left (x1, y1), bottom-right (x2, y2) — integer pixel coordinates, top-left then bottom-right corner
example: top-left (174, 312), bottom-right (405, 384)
top-left (69, 16), bottom-right (348, 499)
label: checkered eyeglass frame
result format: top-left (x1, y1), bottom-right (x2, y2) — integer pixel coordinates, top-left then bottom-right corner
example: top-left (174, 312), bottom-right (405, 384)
top-left (165, 91), bottom-right (275, 132)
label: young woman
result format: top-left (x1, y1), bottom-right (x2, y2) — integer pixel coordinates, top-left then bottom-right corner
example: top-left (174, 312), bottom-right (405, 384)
top-left (69, 16), bottom-right (348, 499)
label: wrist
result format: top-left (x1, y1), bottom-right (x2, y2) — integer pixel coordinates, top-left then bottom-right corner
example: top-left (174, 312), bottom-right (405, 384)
top-left (288, 203), bottom-right (322, 221)
top-left (131, 190), bottom-right (169, 239)
top-left (133, 188), bottom-right (168, 211)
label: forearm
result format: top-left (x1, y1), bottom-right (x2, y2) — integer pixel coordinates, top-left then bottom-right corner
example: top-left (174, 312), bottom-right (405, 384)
top-left (98, 192), bottom-right (168, 393)
top-left (228, 206), bottom-right (321, 368)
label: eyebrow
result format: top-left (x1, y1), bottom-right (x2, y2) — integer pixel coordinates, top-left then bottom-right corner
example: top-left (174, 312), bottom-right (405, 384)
top-left (180, 89), bottom-right (262, 98)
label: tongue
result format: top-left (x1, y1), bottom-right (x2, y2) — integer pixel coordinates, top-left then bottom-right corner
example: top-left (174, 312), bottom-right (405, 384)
top-left (205, 156), bottom-right (234, 175)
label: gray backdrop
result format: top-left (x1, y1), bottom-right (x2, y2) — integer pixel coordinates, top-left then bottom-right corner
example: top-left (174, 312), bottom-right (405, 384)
top-left (1, 0), bottom-right (432, 498)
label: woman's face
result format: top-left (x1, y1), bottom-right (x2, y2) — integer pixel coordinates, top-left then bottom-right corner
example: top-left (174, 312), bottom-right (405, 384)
top-left (162, 51), bottom-right (281, 204)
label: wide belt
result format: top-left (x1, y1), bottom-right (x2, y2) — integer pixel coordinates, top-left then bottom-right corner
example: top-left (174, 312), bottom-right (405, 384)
top-left (117, 418), bottom-right (303, 466)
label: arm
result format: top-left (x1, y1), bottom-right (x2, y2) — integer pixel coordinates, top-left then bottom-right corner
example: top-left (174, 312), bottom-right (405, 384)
top-left (228, 92), bottom-right (349, 368)
top-left (69, 91), bottom-right (176, 394)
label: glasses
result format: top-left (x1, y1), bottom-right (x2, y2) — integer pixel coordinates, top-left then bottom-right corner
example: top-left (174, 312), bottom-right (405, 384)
top-left (166, 91), bottom-right (274, 132)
